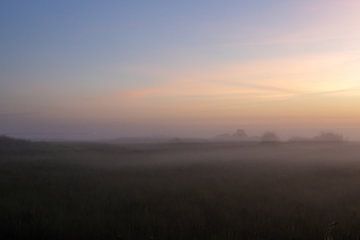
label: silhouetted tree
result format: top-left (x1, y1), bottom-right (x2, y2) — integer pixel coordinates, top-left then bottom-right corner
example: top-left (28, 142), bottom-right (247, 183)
top-left (313, 132), bottom-right (344, 143)
top-left (261, 132), bottom-right (280, 143)
top-left (234, 129), bottom-right (248, 138)
top-left (215, 129), bottom-right (252, 142)
top-left (0, 135), bottom-right (31, 151)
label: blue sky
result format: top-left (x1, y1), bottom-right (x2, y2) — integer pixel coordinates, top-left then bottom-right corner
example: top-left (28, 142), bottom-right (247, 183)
top-left (1, 0), bottom-right (360, 139)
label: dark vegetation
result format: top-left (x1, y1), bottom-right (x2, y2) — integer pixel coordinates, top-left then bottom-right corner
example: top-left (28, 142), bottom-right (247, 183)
top-left (1, 136), bottom-right (360, 239)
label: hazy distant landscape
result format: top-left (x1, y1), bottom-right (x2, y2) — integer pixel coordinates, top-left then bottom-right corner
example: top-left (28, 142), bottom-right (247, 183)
top-left (2, 137), bottom-right (360, 240)
top-left (2, 1), bottom-right (360, 239)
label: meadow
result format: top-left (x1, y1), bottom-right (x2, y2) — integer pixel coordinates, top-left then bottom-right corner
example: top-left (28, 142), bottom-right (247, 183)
top-left (1, 140), bottom-right (360, 239)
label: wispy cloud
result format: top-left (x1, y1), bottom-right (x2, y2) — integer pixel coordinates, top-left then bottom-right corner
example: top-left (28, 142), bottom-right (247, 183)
top-left (0, 112), bottom-right (36, 118)
top-left (118, 80), bottom-right (298, 101)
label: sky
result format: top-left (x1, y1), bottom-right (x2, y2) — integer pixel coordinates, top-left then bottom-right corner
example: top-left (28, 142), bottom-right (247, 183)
top-left (1, 0), bottom-right (360, 140)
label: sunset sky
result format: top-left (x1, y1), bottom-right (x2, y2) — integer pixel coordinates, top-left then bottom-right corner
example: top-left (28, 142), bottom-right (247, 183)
top-left (1, 0), bottom-right (360, 139)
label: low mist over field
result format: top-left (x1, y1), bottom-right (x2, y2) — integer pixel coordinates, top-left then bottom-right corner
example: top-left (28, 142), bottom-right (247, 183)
top-left (2, 138), bottom-right (360, 239)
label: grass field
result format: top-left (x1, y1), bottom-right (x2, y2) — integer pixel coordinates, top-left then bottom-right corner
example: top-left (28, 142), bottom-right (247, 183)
top-left (1, 141), bottom-right (360, 239)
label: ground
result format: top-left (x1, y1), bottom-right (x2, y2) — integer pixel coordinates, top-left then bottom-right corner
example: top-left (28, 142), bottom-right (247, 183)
top-left (1, 141), bottom-right (360, 239)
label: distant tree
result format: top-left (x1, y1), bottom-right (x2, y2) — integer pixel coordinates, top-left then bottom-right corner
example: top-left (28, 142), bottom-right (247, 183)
top-left (0, 135), bottom-right (20, 144)
top-left (0, 135), bottom-right (30, 151)
top-left (170, 137), bottom-right (182, 143)
top-left (313, 132), bottom-right (345, 143)
top-left (214, 129), bottom-right (250, 142)
top-left (261, 132), bottom-right (280, 143)
top-left (233, 129), bottom-right (248, 138)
